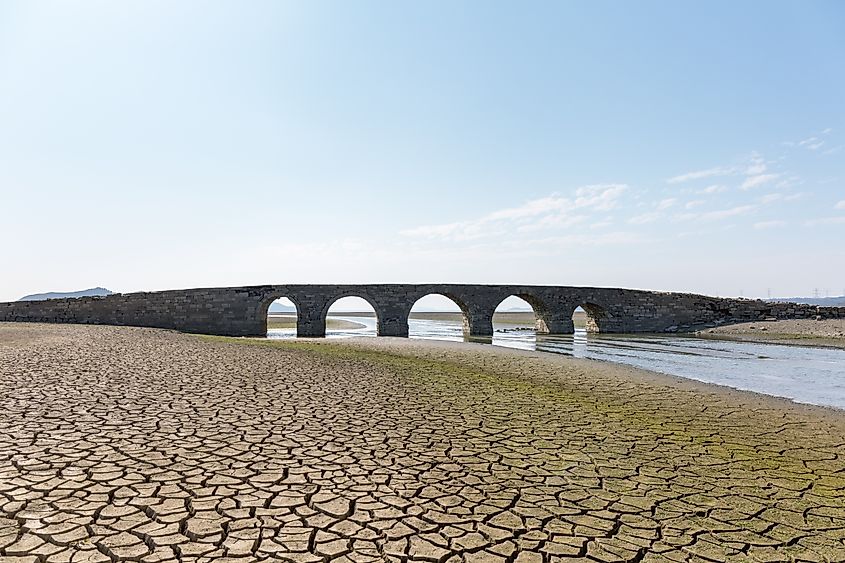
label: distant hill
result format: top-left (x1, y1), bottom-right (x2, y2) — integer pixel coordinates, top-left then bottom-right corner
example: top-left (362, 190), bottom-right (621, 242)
top-left (769, 296), bottom-right (845, 307)
top-left (19, 287), bottom-right (114, 301)
top-left (268, 301), bottom-right (296, 313)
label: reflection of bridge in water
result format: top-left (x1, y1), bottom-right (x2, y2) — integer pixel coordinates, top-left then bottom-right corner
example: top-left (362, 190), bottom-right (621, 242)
top-left (3, 284), bottom-right (844, 337)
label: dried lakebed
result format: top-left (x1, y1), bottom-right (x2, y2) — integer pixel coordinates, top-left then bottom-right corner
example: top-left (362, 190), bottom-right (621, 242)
top-left (1, 323), bottom-right (844, 562)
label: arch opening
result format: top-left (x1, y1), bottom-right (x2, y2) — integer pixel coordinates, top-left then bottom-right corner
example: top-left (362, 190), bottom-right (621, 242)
top-left (408, 293), bottom-right (470, 341)
top-left (265, 296), bottom-right (299, 337)
top-left (575, 302), bottom-right (609, 333)
top-left (493, 295), bottom-right (541, 333)
top-left (324, 296), bottom-right (377, 337)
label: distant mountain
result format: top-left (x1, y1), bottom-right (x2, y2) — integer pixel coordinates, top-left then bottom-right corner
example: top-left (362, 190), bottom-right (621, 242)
top-left (268, 302), bottom-right (296, 313)
top-left (769, 296), bottom-right (845, 307)
top-left (19, 287), bottom-right (114, 301)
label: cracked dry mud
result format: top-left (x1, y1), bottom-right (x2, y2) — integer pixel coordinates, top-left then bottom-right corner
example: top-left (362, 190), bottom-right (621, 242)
top-left (1, 324), bottom-right (844, 563)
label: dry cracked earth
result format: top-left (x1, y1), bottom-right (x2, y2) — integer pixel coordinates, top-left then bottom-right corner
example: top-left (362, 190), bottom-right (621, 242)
top-left (1, 323), bottom-right (844, 563)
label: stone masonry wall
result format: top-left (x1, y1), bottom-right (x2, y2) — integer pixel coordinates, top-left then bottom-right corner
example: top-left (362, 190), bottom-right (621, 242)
top-left (1, 284), bottom-right (843, 337)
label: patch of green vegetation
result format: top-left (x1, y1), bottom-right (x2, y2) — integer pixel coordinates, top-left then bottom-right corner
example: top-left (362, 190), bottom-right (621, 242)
top-left (194, 334), bottom-right (836, 486)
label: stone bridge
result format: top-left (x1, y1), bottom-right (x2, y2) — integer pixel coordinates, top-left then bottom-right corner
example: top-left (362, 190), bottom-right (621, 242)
top-left (2, 284), bottom-right (844, 338)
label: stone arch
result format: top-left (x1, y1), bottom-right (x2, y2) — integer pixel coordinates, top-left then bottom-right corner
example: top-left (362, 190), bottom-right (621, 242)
top-left (320, 292), bottom-right (380, 327)
top-left (575, 302), bottom-right (611, 333)
top-left (492, 293), bottom-right (557, 333)
top-left (407, 292), bottom-right (472, 335)
top-left (258, 293), bottom-right (303, 336)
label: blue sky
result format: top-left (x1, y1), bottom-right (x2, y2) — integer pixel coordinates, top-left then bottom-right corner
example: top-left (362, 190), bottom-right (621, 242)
top-left (1, 1), bottom-right (843, 303)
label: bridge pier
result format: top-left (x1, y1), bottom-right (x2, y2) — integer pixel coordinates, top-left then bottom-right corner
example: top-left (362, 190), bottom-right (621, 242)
top-left (297, 315), bottom-right (326, 338)
top-left (465, 310), bottom-right (494, 337)
top-left (377, 308), bottom-right (410, 337)
top-left (535, 314), bottom-right (574, 334)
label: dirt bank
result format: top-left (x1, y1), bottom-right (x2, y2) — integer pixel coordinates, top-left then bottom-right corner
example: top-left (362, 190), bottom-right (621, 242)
top-left (699, 318), bottom-right (845, 349)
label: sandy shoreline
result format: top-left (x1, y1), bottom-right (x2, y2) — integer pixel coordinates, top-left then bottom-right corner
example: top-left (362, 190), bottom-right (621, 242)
top-left (699, 318), bottom-right (845, 349)
top-left (1, 323), bottom-right (844, 560)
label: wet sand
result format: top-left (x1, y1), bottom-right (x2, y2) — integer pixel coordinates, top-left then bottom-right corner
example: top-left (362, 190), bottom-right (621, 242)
top-left (1, 323), bottom-right (844, 561)
top-left (700, 318), bottom-right (845, 349)
top-left (268, 314), bottom-right (366, 331)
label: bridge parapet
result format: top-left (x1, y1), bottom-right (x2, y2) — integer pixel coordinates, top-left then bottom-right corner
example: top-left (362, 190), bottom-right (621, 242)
top-left (1, 284), bottom-right (843, 338)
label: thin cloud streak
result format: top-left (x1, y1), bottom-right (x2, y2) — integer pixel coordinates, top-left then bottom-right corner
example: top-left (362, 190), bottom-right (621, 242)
top-left (741, 174), bottom-right (779, 190)
top-left (754, 220), bottom-right (787, 229)
top-left (401, 184), bottom-right (628, 241)
top-left (666, 167), bottom-right (735, 184)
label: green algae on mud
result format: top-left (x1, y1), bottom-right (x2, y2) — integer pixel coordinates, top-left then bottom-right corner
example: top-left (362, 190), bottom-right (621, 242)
top-left (195, 335), bottom-right (845, 493)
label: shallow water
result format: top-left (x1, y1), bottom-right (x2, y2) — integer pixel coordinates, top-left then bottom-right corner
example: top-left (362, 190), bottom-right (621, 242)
top-left (268, 316), bottom-right (845, 410)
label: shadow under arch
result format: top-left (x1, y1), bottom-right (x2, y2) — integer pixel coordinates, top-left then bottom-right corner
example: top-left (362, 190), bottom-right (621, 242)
top-left (408, 292), bottom-right (472, 337)
top-left (259, 294), bottom-right (302, 336)
top-left (493, 293), bottom-right (556, 333)
top-left (577, 302), bottom-right (611, 333)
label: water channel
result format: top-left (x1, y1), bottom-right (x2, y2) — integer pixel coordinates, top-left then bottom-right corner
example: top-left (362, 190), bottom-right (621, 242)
top-left (268, 315), bottom-right (845, 410)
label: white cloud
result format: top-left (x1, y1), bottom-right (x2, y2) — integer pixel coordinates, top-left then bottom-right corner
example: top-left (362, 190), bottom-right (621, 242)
top-left (700, 205), bottom-right (758, 221)
top-left (759, 193), bottom-right (783, 204)
top-left (667, 167), bottom-right (735, 184)
top-left (741, 174), bottom-right (779, 190)
top-left (517, 214), bottom-right (588, 232)
top-left (573, 184), bottom-right (629, 211)
top-left (521, 232), bottom-right (650, 247)
top-left (798, 136), bottom-right (825, 151)
top-left (400, 221), bottom-right (478, 240)
top-left (745, 153), bottom-right (767, 175)
top-left (754, 220), bottom-right (786, 230)
top-left (670, 212), bottom-right (697, 223)
top-left (785, 130), bottom-right (832, 151)
top-left (745, 162), bottom-right (767, 175)
top-left (401, 184), bottom-right (629, 240)
top-left (835, 200), bottom-right (845, 210)
top-left (776, 176), bottom-right (802, 189)
top-left (671, 204), bottom-right (758, 224)
top-left (699, 184), bottom-right (727, 194)
top-left (484, 195), bottom-right (569, 221)
top-left (656, 198), bottom-right (677, 210)
top-left (685, 200), bottom-right (705, 209)
top-left (628, 212), bottom-right (661, 225)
